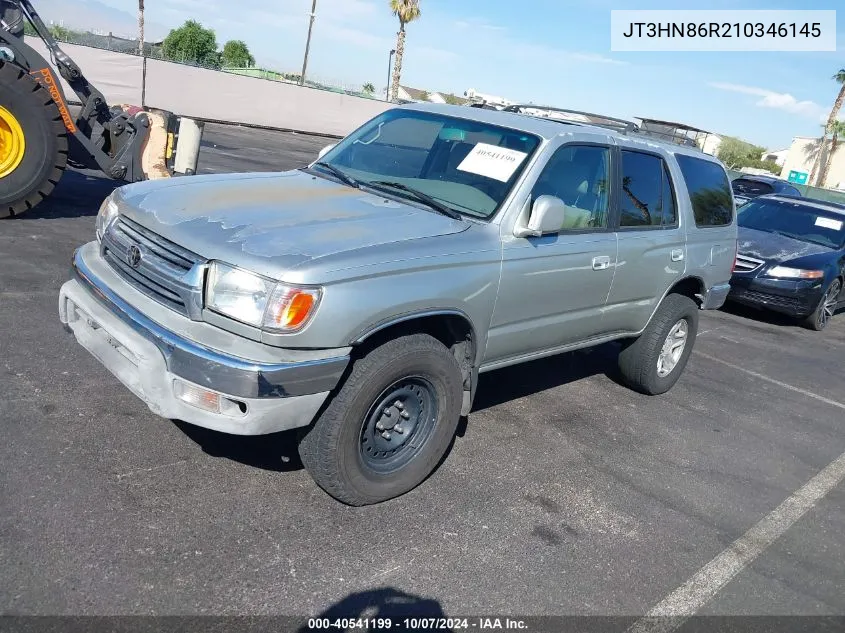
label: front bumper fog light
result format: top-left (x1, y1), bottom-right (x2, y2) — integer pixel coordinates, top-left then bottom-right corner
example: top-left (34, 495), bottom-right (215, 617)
top-left (173, 380), bottom-right (246, 416)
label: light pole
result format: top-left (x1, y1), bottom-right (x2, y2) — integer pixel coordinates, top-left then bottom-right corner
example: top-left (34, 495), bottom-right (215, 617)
top-left (299, 0), bottom-right (317, 86)
top-left (386, 49), bottom-right (396, 101)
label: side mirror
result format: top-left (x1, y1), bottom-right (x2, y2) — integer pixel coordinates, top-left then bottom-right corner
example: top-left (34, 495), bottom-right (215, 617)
top-left (514, 195), bottom-right (566, 237)
top-left (317, 143), bottom-right (337, 160)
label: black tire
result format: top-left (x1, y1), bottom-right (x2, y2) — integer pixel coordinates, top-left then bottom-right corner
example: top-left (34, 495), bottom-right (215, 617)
top-left (298, 333), bottom-right (463, 506)
top-left (803, 278), bottom-right (841, 331)
top-left (0, 61), bottom-right (68, 218)
top-left (617, 293), bottom-right (699, 395)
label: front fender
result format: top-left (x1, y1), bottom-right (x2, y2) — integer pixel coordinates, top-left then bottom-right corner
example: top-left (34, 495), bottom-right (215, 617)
top-left (264, 259), bottom-right (501, 367)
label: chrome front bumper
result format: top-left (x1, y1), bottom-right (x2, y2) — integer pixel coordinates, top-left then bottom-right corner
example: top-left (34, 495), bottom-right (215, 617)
top-left (58, 243), bottom-right (350, 435)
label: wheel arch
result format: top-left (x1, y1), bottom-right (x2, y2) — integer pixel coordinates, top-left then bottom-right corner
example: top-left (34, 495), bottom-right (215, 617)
top-left (350, 310), bottom-right (480, 415)
top-left (637, 276), bottom-right (706, 336)
top-left (668, 276), bottom-right (706, 307)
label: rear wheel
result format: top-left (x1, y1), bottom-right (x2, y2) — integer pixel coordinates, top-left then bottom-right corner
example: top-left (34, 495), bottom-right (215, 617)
top-left (617, 293), bottom-right (699, 395)
top-left (298, 333), bottom-right (463, 506)
top-left (803, 279), bottom-right (841, 331)
top-left (0, 61), bottom-right (68, 218)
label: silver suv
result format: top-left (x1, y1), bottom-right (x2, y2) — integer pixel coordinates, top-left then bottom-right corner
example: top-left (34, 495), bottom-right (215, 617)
top-left (58, 103), bottom-right (737, 505)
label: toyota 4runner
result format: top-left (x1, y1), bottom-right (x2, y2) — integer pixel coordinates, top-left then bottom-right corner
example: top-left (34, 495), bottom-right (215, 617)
top-left (58, 103), bottom-right (737, 505)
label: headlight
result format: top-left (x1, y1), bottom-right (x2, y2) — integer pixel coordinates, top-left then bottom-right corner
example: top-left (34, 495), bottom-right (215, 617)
top-left (205, 261), bottom-right (321, 332)
top-left (96, 195), bottom-right (119, 241)
top-left (765, 265), bottom-right (824, 280)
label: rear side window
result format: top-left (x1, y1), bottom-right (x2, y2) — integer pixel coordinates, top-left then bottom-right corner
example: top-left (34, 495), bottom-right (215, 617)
top-left (619, 150), bottom-right (677, 228)
top-left (732, 178), bottom-right (773, 197)
top-left (675, 155), bottom-right (734, 227)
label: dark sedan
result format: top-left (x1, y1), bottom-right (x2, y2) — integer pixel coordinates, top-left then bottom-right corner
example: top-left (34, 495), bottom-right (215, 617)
top-left (732, 175), bottom-right (802, 207)
top-left (729, 195), bottom-right (845, 330)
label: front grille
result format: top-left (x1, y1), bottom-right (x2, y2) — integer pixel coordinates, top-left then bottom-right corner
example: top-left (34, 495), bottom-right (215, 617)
top-left (102, 216), bottom-right (204, 317)
top-left (733, 253), bottom-right (764, 273)
top-left (732, 288), bottom-right (804, 311)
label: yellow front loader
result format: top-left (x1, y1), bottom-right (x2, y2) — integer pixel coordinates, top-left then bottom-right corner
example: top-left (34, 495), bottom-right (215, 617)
top-left (1, 0), bottom-right (203, 217)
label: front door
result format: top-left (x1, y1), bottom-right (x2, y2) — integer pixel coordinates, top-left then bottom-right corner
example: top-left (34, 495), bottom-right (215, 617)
top-left (485, 143), bottom-right (618, 365)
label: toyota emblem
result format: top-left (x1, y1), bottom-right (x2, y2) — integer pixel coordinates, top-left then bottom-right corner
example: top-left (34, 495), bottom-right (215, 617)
top-left (126, 245), bottom-right (143, 269)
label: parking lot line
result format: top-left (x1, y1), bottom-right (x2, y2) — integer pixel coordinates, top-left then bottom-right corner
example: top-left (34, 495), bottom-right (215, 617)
top-left (695, 351), bottom-right (845, 411)
top-left (627, 450), bottom-right (845, 633)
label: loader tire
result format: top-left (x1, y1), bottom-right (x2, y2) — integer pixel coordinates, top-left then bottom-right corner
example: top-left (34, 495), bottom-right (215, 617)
top-left (0, 61), bottom-right (68, 218)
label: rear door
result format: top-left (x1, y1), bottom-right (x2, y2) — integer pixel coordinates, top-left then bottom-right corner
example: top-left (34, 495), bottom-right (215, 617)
top-left (603, 148), bottom-right (686, 334)
top-left (675, 154), bottom-right (737, 291)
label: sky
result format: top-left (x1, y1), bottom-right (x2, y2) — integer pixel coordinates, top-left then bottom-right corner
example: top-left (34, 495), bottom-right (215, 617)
top-left (37, 0), bottom-right (845, 150)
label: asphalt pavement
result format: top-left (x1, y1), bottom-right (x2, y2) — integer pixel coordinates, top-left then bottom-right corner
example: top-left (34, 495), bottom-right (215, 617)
top-left (1, 122), bottom-right (844, 624)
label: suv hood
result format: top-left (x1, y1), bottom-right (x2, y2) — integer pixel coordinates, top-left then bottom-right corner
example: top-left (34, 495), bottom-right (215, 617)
top-left (117, 171), bottom-right (469, 278)
top-left (737, 226), bottom-right (831, 262)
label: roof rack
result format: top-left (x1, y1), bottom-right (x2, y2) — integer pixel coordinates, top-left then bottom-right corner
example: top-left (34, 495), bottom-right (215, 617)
top-left (499, 104), bottom-right (708, 152)
top-left (501, 104), bottom-right (640, 134)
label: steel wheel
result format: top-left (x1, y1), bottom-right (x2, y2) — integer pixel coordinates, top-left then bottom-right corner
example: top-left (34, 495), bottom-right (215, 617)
top-left (359, 376), bottom-right (439, 474)
top-left (656, 318), bottom-right (688, 378)
top-left (0, 104), bottom-right (25, 179)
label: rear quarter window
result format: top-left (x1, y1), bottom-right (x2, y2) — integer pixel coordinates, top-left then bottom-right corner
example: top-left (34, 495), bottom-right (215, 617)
top-left (675, 155), bottom-right (734, 227)
top-left (732, 178), bottom-right (774, 197)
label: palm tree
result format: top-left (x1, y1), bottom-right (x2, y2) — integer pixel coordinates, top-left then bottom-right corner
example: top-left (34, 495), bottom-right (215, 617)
top-left (811, 68), bottom-right (845, 187)
top-left (819, 120), bottom-right (845, 188)
top-left (389, 0), bottom-right (421, 102)
top-left (138, 0), bottom-right (144, 56)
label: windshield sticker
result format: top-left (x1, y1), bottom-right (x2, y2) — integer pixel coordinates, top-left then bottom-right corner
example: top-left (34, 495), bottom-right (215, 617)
top-left (457, 143), bottom-right (528, 182)
top-left (815, 216), bottom-right (843, 231)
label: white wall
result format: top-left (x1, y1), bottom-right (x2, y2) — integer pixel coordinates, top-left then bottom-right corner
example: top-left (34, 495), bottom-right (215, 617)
top-left (22, 37), bottom-right (391, 137)
top-left (779, 136), bottom-right (845, 188)
top-left (24, 37), bottom-right (143, 105)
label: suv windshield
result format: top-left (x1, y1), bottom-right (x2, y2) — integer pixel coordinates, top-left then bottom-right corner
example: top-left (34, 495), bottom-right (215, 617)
top-left (312, 108), bottom-right (542, 218)
top-left (738, 198), bottom-right (845, 249)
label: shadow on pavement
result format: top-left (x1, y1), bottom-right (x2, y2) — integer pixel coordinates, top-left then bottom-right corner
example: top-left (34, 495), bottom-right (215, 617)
top-left (472, 343), bottom-right (623, 412)
top-left (174, 344), bottom-right (625, 471)
top-left (173, 421), bottom-right (304, 472)
top-left (10, 170), bottom-right (119, 221)
top-left (298, 587), bottom-right (449, 632)
top-left (721, 299), bottom-right (844, 327)
top-left (719, 300), bottom-right (803, 328)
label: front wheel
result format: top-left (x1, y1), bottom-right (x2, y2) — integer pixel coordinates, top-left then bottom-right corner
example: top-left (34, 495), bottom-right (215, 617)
top-left (803, 279), bottom-right (841, 331)
top-left (298, 333), bottom-right (463, 506)
top-left (617, 293), bottom-right (699, 395)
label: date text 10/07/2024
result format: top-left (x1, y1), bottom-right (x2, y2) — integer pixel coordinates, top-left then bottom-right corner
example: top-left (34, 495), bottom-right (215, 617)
top-left (306, 617), bottom-right (529, 630)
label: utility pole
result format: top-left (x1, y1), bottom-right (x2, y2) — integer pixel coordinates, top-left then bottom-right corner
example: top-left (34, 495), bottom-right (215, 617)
top-left (137, 0), bottom-right (144, 56)
top-left (386, 49), bottom-right (395, 102)
top-left (299, 0), bottom-right (317, 86)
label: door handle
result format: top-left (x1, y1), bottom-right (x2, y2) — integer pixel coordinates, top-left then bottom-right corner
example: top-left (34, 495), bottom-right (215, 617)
top-left (671, 249), bottom-right (685, 262)
top-left (592, 255), bottom-right (611, 271)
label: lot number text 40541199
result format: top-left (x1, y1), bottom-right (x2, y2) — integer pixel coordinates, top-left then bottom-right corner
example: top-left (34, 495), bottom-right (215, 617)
top-left (305, 617), bottom-right (529, 630)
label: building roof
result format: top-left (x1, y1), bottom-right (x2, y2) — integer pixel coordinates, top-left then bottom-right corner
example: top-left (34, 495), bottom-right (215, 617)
top-left (399, 86), bottom-right (432, 101)
top-left (441, 93), bottom-right (470, 105)
top-left (399, 86), bottom-right (469, 104)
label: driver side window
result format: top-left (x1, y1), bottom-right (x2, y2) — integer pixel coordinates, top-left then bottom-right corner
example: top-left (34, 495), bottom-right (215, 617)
top-left (530, 145), bottom-right (610, 230)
